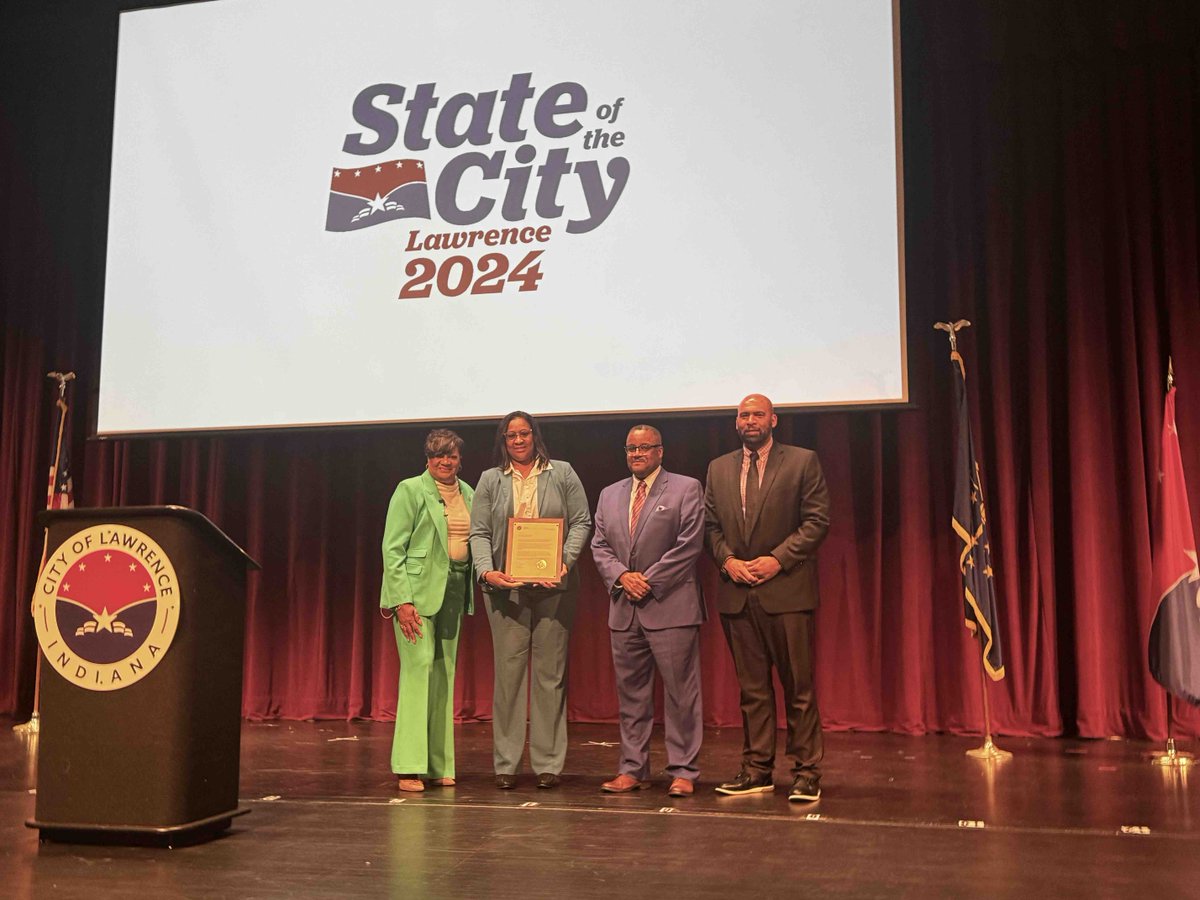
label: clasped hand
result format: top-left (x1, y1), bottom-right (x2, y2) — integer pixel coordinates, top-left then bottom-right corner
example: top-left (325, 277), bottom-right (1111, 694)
top-left (617, 571), bottom-right (652, 601)
top-left (724, 555), bottom-right (782, 586)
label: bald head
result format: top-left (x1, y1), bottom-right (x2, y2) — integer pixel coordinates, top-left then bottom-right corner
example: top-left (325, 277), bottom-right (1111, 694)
top-left (739, 394), bottom-right (774, 416)
top-left (736, 393), bottom-right (777, 449)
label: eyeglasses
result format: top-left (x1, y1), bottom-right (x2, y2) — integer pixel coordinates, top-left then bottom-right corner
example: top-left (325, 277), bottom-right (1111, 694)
top-left (624, 443), bottom-right (662, 454)
top-left (504, 430), bottom-right (533, 441)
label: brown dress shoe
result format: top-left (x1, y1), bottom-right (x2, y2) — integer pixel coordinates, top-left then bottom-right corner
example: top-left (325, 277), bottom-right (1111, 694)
top-left (601, 773), bottom-right (651, 793)
top-left (430, 777), bottom-right (456, 787)
top-left (397, 776), bottom-right (425, 792)
top-left (668, 777), bottom-right (694, 797)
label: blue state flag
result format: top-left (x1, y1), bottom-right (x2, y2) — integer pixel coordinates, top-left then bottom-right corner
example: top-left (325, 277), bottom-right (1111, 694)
top-left (950, 350), bottom-right (1004, 680)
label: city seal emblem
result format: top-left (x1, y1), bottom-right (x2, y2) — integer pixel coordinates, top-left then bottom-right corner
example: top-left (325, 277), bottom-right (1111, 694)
top-left (33, 524), bottom-right (181, 691)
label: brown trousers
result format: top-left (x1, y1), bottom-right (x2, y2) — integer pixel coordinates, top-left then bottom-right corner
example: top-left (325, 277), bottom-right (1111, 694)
top-left (720, 596), bottom-right (822, 778)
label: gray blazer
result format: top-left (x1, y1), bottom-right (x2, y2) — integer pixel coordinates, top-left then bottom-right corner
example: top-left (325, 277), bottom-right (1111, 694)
top-left (469, 460), bottom-right (592, 597)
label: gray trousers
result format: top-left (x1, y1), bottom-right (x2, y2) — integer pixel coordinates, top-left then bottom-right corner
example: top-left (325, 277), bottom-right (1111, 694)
top-left (610, 615), bottom-right (703, 781)
top-left (484, 588), bottom-right (577, 775)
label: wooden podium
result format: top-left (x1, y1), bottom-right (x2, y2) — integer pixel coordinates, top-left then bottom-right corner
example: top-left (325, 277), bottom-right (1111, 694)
top-left (27, 506), bottom-right (259, 845)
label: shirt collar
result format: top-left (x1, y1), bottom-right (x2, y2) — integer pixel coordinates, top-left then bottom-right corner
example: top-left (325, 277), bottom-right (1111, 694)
top-left (503, 458), bottom-right (552, 477)
top-left (742, 436), bottom-right (774, 460)
top-left (633, 465), bottom-right (663, 494)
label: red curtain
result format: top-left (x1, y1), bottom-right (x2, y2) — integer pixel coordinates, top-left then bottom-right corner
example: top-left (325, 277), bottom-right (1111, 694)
top-left (3, 1), bottom-right (1200, 739)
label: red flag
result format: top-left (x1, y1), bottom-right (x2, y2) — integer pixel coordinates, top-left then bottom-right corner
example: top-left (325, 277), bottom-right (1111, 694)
top-left (1148, 386), bottom-right (1200, 704)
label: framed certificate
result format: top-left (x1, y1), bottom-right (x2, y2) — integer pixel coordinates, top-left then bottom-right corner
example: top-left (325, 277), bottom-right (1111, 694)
top-left (504, 517), bottom-right (564, 582)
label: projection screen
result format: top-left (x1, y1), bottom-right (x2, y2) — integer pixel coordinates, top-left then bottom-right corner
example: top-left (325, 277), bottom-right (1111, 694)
top-left (97, 0), bottom-right (906, 435)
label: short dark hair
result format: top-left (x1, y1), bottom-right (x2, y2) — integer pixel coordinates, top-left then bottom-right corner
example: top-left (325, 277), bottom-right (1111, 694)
top-left (425, 428), bottom-right (464, 458)
top-left (627, 424), bottom-right (662, 445)
top-left (493, 410), bottom-right (551, 469)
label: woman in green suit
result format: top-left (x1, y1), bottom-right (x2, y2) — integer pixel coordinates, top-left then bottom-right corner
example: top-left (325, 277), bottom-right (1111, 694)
top-left (381, 429), bottom-right (474, 792)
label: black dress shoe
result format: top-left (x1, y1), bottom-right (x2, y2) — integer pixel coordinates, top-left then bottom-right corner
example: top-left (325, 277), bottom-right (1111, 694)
top-left (789, 774), bottom-right (821, 802)
top-left (495, 774), bottom-right (517, 790)
top-left (536, 772), bottom-right (561, 789)
top-left (714, 769), bottom-right (774, 795)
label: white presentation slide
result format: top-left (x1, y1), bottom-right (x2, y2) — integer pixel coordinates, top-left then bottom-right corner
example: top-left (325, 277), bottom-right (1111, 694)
top-left (98, 0), bottom-right (906, 435)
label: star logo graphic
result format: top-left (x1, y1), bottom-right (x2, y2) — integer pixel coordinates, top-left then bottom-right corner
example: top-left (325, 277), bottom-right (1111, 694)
top-left (35, 525), bottom-right (182, 692)
top-left (93, 607), bottom-right (117, 633)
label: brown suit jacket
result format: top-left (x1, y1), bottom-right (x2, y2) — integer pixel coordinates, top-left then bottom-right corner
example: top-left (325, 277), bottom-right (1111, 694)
top-left (703, 442), bottom-right (830, 614)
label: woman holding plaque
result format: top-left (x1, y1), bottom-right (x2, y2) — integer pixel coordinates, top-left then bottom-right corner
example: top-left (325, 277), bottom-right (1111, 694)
top-left (469, 411), bottom-right (591, 789)
top-left (381, 429), bottom-right (474, 793)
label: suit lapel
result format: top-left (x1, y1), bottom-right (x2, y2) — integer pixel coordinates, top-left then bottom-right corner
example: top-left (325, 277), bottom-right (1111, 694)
top-left (498, 469), bottom-right (514, 518)
top-left (744, 444), bottom-right (783, 540)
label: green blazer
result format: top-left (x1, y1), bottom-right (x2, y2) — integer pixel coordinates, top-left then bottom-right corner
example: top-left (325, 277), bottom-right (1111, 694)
top-left (381, 470), bottom-right (475, 617)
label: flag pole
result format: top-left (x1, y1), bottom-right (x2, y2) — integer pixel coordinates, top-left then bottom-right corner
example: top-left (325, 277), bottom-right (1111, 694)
top-left (1149, 358), bottom-right (1195, 767)
top-left (967, 634), bottom-right (1012, 760)
top-left (13, 371), bottom-right (75, 737)
top-left (935, 321), bottom-right (1013, 761)
top-left (1151, 691), bottom-right (1195, 767)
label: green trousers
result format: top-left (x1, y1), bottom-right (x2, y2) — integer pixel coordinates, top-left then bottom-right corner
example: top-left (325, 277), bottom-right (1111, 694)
top-left (390, 561), bottom-right (468, 777)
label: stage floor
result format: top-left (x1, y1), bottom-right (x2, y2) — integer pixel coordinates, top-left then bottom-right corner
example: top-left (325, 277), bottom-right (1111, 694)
top-left (2, 720), bottom-right (1198, 898)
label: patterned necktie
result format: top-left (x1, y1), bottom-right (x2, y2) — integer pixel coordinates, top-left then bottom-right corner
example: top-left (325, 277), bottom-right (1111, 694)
top-left (744, 450), bottom-right (760, 528)
top-left (630, 478), bottom-right (648, 536)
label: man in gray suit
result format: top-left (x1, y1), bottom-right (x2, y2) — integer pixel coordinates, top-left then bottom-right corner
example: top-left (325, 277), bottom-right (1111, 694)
top-left (591, 425), bottom-right (706, 797)
top-left (704, 394), bottom-right (830, 802)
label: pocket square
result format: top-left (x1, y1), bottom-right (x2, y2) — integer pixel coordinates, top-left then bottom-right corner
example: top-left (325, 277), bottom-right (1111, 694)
top-left (654, 505), bottom-right (667, 512)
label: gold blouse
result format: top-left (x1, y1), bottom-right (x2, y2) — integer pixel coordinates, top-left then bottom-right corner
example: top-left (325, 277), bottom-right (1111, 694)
top-left (436, 480), bottom-right (469, 562)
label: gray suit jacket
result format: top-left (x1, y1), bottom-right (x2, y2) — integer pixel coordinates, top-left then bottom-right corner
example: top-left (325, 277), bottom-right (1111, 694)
top-left (591, 469), bottom-right (706, 631)
top-left (703, 442), bottom-right (830, 614)
top-left (469, 460), bottom-right (592, 597)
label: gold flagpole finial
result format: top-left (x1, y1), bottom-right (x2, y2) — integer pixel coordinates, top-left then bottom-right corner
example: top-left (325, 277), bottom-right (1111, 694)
top-left (934, 320), bottom-right (971, 353)
top-left (1167, 357), bottom-right (1175, 391)
top-left (46, 371), bottom-right (75, 400)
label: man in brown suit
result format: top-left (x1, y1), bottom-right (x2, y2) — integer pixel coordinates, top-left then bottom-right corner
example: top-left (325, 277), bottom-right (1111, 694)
top-left (703, 394), bottom-right (830, 801)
